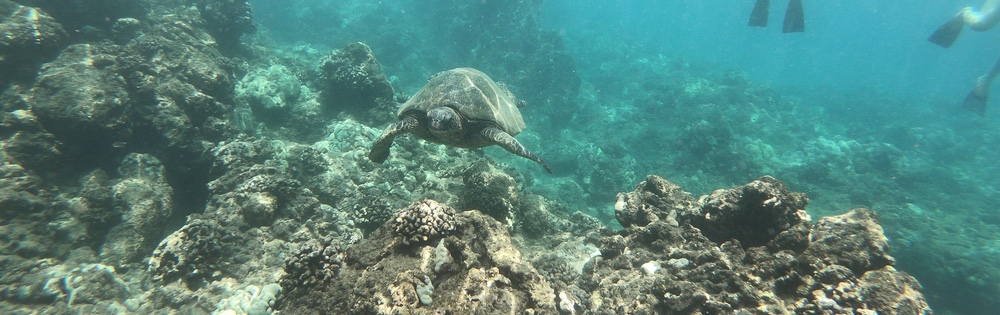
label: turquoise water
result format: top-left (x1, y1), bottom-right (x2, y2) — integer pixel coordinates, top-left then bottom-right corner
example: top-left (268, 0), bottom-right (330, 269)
top-left (247, 1), bottom-right (1000, 313)
top-left (542, 1), bottom-right (1000, 99)
top-left (9, 0), bottom-right (1000, 313)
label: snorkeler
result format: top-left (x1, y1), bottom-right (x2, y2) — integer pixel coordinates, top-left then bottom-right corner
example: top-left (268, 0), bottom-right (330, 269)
top-left (929, 0), bottom-right (1000, 115)
top-left (748, 0), bottom-right (805, 33)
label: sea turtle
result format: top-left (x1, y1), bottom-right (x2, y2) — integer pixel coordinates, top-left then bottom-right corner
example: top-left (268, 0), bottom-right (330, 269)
top-left (368, 68), bottom-right (552, 173)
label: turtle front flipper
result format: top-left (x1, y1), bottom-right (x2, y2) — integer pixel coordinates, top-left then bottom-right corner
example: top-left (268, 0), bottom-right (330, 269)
top-left (481, 127), bottom-right (552, 173)
top-left (369, 115), bottom-right (419, 163)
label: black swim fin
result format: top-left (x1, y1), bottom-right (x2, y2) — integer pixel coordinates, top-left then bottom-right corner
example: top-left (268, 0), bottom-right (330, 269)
top-left (783, 0), bottom-right (805, 33)
top-left (963, 90), bottom-right (987, 116)
top-left (749, 0), bottom-right (770, 27)
top-left (928, 14), bottom-right (966, 48)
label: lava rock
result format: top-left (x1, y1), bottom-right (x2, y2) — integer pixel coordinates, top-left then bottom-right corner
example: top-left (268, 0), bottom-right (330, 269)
top-left (0, 1), bottom-right (68, 83)
top-left (318, 42), bottom-right (396, 124)
top-left (690, 175), bottom-right (810, 247)
top-left (30, 44), bottom-right (132, 151)
top-left (195, 0), bottom-right (255, 52)
top-left (583, 175), bottom-right (931, 314)
top-left (0, 161), bottom-right (71, 258)
top-left (280, 207), bottom-right (558, 314)
top-left (801, 208), bottom-right (895, 274)
top-left (614, 174), bottom-right (696, 228)
top-left (460, 161), bottom-right (521, 227)
top-left (148, 220), bottom-right (237, 286)
top-left (100, 153), bottom-right (174, 266)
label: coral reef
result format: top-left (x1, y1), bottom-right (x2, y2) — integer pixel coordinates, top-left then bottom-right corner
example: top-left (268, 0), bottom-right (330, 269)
top-left (148, 220), bottom-right (237, 286)
top-left (319, 42), bottom-right (396, 125)
top-left (29, 44), bottom-right (132, 152)
top-left (279, 177), bottom-right (929, 314)
top-left (100, 153), bottom-right (175, 266)
top-left (235, 64), bottom-right (302, 118)
top-left (193, 0), bottom-right (255, 52)
top-left (0, 0), bottom-right (956, 314)
top-left (460, 161), bottom-right (521, 226)
top-left (390, 199), bottom-right (458, 245)
top-left (214, 284), bottom-right (281, 315)
top-left (280, 203), bottom-right (558, 314)
top-left (691, 176), bottom-right (810, 247)
top-left (0, 161), bottom-right (70, 258)
top-left (590, 176), bottom-right (931, 314)
top-left (0, 0), bottom-right (68, 84)
top-left (614, 174), bottom-right (698, 228)
top-left (0, 259), bottom-right (136, 314)
top-left (279, 238), bottom-right (343, 293)
top-left (205, 161), bottom-right (316, 230)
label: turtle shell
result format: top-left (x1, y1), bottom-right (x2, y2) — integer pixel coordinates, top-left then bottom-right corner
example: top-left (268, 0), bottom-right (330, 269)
top-left (399, 68), bottom-right (526, 135)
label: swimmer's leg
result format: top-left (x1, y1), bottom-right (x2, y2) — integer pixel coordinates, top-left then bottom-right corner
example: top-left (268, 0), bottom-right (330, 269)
top-left (782, 0), bottom-right (805, 33)
top-left (964, 55), bottom-right (1000, 116)
top-left (749, 0), bottom-right (770, 27)
top-left (928, 11), bottom-right (967, 48)
top-left (966, 0), bottom-right (1000, 31)
top-left (964, 88), bottom-right (988, 116)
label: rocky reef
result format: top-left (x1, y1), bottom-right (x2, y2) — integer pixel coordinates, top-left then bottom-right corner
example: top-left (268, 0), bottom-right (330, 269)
top-left (594, 176), bottom-right (928, 314)
top-left (278, 177), bottom-right (931, 315)
top-left (0, 0), bottom-right (950, 314)
top-left (280, 200), bottom-right (559, 314)
top-left (318, 42), bottom-right (396, 125)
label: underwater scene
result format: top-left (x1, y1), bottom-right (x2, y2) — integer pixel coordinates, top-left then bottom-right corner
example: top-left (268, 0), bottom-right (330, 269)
top-left (1, 0), bottom-right (999, 314)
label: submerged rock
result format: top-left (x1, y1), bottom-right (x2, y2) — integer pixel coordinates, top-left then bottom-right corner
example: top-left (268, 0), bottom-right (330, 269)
top-left (280, 200), bottom-right (558, 314)
top-left (692, 175), bottom-right (810, 247)
top-left (30, 44), bottom-right (132, 151)
top-left (0, 0), bottom-right (68, 83)
top-left (591, 175), bottom-right (931, 314)
top-left (460, 161), bottom-right (521, 227)
top-left (100, 153), bottom-right (174, 266)
top-left (319, 42), bottom-right (397, 125)
top-left (235, 64), bottom-right (303, 119)
top-left (148, 219), bottom-right (238, 286)
top-left (195, 0), bottom-right (255, 52)
top-left (276, 175), bottom-right (930, 315)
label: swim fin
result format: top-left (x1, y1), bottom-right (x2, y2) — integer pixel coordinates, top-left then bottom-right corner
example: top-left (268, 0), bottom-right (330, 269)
top-left (963, 90), bottom-right (987, 116)
top-left (749, 0), bottom-right (770, 27)
top-left (783, 0), bottom-right (805, 33)
top-left (928, 14), bottom-right (966, 48)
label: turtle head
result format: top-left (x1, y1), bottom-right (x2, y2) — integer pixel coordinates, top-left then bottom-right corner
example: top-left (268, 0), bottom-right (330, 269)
top-left (427, 106), bottom-right (463, 138)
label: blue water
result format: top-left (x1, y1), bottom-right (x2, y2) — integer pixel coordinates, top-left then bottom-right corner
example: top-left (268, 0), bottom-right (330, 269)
top-left (541, 0), bottom-right (1000, 102)
top-left (249, 1), bottom-right (1000, 314)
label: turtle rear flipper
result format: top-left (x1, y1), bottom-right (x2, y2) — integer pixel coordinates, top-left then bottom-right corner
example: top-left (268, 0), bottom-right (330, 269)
top-left (369, 116), bottom-right (419, 163)
top-left (482, 127), bottom-right (552, 173)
